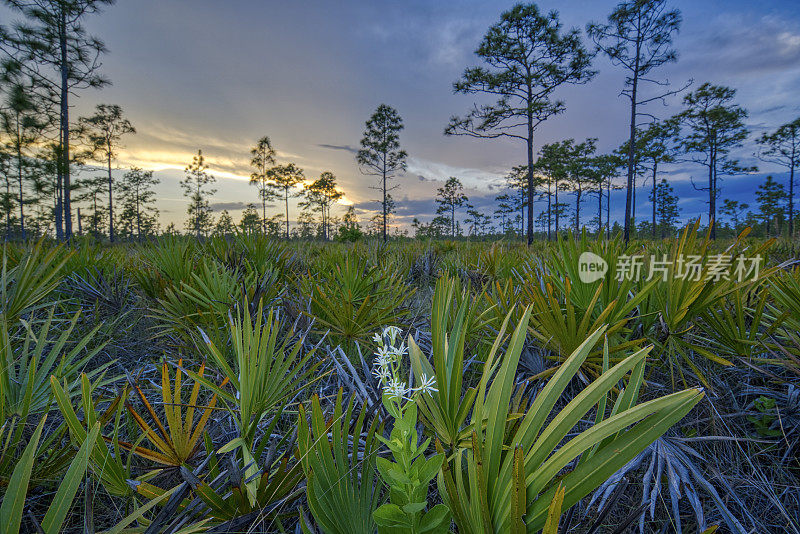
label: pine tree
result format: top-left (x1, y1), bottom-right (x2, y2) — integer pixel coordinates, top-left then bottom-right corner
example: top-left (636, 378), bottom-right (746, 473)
top-left (494, 193), bottom-right (515, 235)
top-left (720, 199), bottom-right (749, 233)
top-left (357, 104), bottom-right (407, 242)
top-left (756, 175), bottom-right (787, 236)
top-left (300, 171), bottom-right (343, 240)
top-left (116, 167), bottom-right (159, 240)
top-left (535, 141), bottom-right (570, 238)
top-left (249, 136), bottom-right (277, 233)
top-left (0, 0), bottom-right (113, 240)
top-left (266, 162), bottom-right (304, 238)
top-left (588, 0), bottom-right (683, 242)
top-left (78, 104), bottom-right (135, 242)
top-left (586, 153), bottom-right (619, 234)
top-left (564, 138), bottom-right (597, 232)
top-left (757, 117), bottom-right (800, 236)
top-left (337, 205), bottom-right (362, 242)
top-left (181, 150), bottom-right (216, 239)
top-left (447, 3), bottom-right (595, 245)
top-left (676, 83), bottom-right (754, 239)
top-left (0, 150), bottom-right (17, 239)
top-left (654, 178), bottom-right (679, 237)
top-left (639, 118), bottom-right (679, 236)
top-left (75, 174), bottom-right (107, 238)
top-left (505, 165), bottom-right (530, 235)
top-left (0, 78), bottom-right (48, 238)
top-left (213, 210), bottom-right (236, 237)
top-left (239, 204), bottom-right (262, 235)
top-left (435, 177), bottom-right (468, 238)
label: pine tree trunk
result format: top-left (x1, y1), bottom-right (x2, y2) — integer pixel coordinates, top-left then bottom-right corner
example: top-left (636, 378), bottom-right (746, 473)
top-left (17, 138), bottom-right (24, 239)
top-left (555, 182), bottom-right (559, 235)
top-left (285, 187), bottom-right (290, 239)
top-left (547, 184), bottom-right (552, 241)
top-left (5, 180), bottom-right (11, 240)
top-left (107, 147), bottom-right (114, 242)
top-left (606, 178), bottom-right (611, 239)
top-left (526, 111), bottom-right (534, 245)
top-left (789, 161), bottom-right (795, 237)
top-left (651, 161), bottom-right (657, 238)
top-left (60, 8), bottom-right (72, 242)
top-left (709, 146), bottom-right (716, 240)
top-left (598, 188), bottom-right (602, 234)
top-left (624, 33), bottom-right (641, 244)
top-left (382, 155), bottom-right (387, 242)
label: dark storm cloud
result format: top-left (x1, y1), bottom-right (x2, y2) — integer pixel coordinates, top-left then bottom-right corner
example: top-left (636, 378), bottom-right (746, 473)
top-left (210, 201), bottom-right (272, 212)
top-left (318, 144), bottom-right (359, 154)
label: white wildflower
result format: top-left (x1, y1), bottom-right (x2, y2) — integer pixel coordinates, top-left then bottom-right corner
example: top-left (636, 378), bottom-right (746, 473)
top-left (372, 365), bottom-right (390, 385)
top-left (384, 379), bottom-right (409, 400)
top-left (383, 326), bottom-right (401, 345)
top-left (374, 350), bottom-right (392, 370)
top-left (390, 342), bottom-right (408, 358)
top-left (374, 344), bottom-right (392, 361)
top-left (415, 374), bottom-right (438, 396)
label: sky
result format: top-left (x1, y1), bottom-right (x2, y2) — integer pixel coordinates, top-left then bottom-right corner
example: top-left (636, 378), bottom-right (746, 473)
top-left (14, 0), bottom-right (800, 233)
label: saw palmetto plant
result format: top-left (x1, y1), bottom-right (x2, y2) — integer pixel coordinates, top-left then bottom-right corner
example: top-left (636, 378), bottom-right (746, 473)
top-left (188, 300), bottom-right (323, 488)
top-left (302, 255), bottom-right (412, 355)
top-left (486, 276), bottom-right (644, 380)
top-left (1, 231), bottom-right (794, 533)
top-left (119, 360), bottom-right (226, 468)
top-left (698, 285), bottom-right (779, 362)
top-left (544, 230), bottom-right (652, 321)
top-left (434, 308), bottom-right (704, 533)
top-left (51, 373), bottom-right (135, 498)
top-left (135, 448), bottom-right (304, 527)
top-left (0, 240), bottom-right (70, 325)
top-left (0, 416), bottom-right (100, 534)
top-left (0, 308), bottom-right (109, 421)
top-left (134, 236), bottom-right (197, 300)
top-left (297, 389), bottom-right (385, 534)
top-left (409, 275), bottom-right (482, 454)
top-left (152, 257), bottom-right (244, 349)
top-left (638, 222), bottom-right (779, 388)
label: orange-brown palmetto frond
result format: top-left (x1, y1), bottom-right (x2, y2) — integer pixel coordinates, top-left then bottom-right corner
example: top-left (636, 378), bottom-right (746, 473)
top-left (116, 360), bottom-right (228, 467)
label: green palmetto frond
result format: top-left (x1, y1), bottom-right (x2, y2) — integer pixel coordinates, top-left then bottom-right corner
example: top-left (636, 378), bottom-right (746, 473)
top-left (409, 275), bottom-right (482, 454)
top-left (0, 416), bottom-right (100, 534)
top-left (1, 240), bottom-right (71, 325)
top-left (135, 451), bottom-right (303, 525)
top-left (435, 307), bottom-right (704, 533)
top-left (698, 284), bottom-right (779, 361)
top-left (303, 255), bottom-right (412, 354)
top-left (186, 299), bottom-right (324, 497)
top-left (297, 389), bottom-right (384, 534)
top-left (51, 373), bottom-right (135, 498)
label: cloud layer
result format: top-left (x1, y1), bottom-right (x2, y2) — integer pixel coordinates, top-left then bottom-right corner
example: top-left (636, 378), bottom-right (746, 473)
top-left (57, 0), bottom-right (800, 230)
